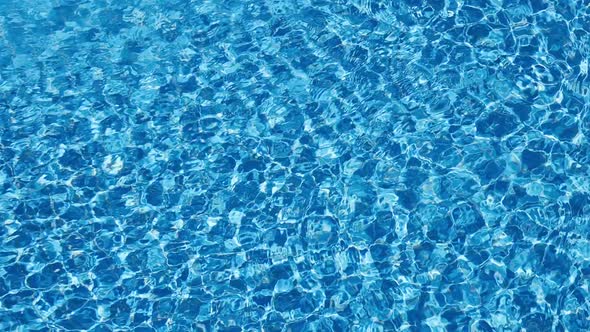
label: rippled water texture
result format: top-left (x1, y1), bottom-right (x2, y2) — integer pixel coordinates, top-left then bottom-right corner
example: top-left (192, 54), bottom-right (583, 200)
top-left (2, 0), bottom-right (590, 331)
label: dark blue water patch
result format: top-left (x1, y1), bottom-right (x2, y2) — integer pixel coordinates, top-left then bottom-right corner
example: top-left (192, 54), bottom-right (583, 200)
top-left (521, 149), bottom-right (547, 170)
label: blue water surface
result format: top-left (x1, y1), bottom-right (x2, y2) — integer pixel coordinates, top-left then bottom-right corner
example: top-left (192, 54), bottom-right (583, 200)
top-left (1, 0), bottom-right (590, 331)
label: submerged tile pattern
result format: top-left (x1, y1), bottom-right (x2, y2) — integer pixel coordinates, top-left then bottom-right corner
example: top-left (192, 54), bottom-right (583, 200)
top-left (1, 0), bottom-right (590, 331)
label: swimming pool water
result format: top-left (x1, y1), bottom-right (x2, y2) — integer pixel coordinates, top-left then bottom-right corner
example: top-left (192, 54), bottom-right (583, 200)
top-left (1, 0), bottom-right (590, 331)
